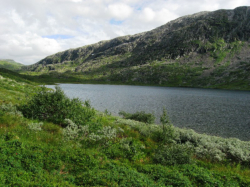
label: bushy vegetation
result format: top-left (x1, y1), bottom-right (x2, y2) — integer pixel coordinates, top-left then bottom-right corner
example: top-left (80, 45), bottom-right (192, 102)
top-left (0, 72), bottom-right (250, 186)
top-left (119, 110), bottom-right (155, 124)
top-left (18, 86), bottom-right (95, 126)
top-left (116, 118), bottom-right (250, 165)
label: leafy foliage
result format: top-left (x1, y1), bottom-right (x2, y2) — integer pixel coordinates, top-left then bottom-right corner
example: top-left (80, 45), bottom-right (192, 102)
top-left (18, 86), bottom-right (95, 125)
top-left (116, 117), bottom-right (250, 164)
top-left (63, 118), bottom-right (89, 140)
top-left (0, 102), bottom-right (23, 117)
top-left (27, 122), bottom-right (43, 131)
top-left (153, 144), bottom-right (193, 166)
top-left (119, 110), bottom-right (155, 124)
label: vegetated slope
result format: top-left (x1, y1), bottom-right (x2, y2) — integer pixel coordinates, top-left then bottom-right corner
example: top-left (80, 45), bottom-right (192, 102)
top-left (0, 68), bottom-right (57, 85)
top-left (0, 74), bottom-right (250, 186)
top-left (0, 59), bottom-right (24, 71)
top-left (0, 68), bottom-right (32, 83)
top-left (0, 72), bottom-right (250, 186)
top-left (25, 6), bottom-right (250, 89)
top-left (0, 68), bottom-right (38, 104)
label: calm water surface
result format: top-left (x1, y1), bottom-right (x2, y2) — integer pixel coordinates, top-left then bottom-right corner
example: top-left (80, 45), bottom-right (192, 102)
top-left (46, 84), bottom-right (250, 141)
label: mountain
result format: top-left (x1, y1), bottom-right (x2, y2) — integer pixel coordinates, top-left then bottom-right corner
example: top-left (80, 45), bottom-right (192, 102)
top-left (0, 59), bottom-right (24, 71)
top-left (24, 6), bottom-right (250, 89)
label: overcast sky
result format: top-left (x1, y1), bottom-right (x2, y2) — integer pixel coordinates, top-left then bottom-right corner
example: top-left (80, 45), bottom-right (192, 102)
top-left (0, 0), bottom-right (248, 65)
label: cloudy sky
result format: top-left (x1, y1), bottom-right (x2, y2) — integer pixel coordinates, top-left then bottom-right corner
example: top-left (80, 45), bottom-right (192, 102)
top-left (0, 0), bottom-right (248, 65)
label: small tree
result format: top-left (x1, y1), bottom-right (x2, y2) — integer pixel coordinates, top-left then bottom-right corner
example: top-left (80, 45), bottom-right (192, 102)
top-left (160, 108), bottom-right (174, 144)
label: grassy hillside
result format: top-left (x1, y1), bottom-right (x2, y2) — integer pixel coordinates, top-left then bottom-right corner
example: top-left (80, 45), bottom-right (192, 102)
top-left (0, 59), bottom-right (24, 71)
top-left (22, 6), bottom-right (250, 90)
top-left (1, 69), bottom-right (250, 186)
top-left (22, 52), bottom-right (250, 90)
top-left (0, 68), bottom-right (39, 104)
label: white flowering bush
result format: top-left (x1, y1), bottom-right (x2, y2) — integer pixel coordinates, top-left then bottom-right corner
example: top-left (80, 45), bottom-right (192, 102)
top-left (117, 127), bottom-right (124, 133)
top-left (116, 118), bottom-right (161, 137)
top-left (116, 118), bottom-right (176, 142)
top-left (88, 126), bottom-right (117, 143)
top-left (28, 122), bottom-right (43, 131)
top-left (0, 103), bottom-right (23, 117)
top-left (174, 128), bottom-right (250, 163)
top-left (63, 119), bottom-right (89, 140)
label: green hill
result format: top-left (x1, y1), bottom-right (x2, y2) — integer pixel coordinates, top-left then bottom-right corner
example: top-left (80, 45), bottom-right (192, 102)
top-left (24, 6), bottom-right (250, 90)
top-left (0, 59), bottom-right (24, 71)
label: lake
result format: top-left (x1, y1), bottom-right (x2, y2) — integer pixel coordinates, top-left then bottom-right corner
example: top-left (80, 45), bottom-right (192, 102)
top-left (46, 84), bottom-right (250, 141)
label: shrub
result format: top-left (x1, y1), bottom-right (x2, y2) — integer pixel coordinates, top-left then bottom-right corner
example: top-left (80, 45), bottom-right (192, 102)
top-left (119, 110), bottom-right (155, 124)
top-left (0, 102), bottom-right (23, 117)
top-left (88, 126), bottom-right (117, 145)
top-left (74, 162), bottom-right (155, 186)
top-left (153, 144), bottom-right (193, 166)
top-left (18, 86), bottom-right (95, 125)
top-left (28, 122), bottom-right (43, 131)
top-left (116, 118), bottom-right (162, 138)
top-left (102, 137), bottom-right (146, 161)
top-left (136, 164), bottom-right (192, 186)
top-left (117, 115), bottom-right (250, 164)
top-left (159, 108), bottom-right (175, 144)
top-left (63, 119), bottom-right (89, 140)
top-left (41, 122), bottom-right (62, 134)
top-left (174, 128), bottom-right (250, 164)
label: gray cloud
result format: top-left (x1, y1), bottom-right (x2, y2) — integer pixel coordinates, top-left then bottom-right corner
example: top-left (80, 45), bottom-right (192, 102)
top-left (0, 0), bottom-right (248, 65)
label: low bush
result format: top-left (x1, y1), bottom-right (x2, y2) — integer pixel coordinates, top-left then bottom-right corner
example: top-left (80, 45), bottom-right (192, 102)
top-left (42, 122), bottom-right (62, 134)
top-left (74, 162), bottom-right (155, 186)
top-left (63, 119), bottom-right (89, 140)
top-left (119, 110), bottom-right (155, 124)
top-left (103, 137), bottom-right (146, 161)
top-left (117, 117), bottom-right (250, 165)
top-left (0, 102), bottom-right (23, 117)
top-left (136, 164), bottom-right (193, 186)
top-left (18, 86), bottom-right (95, 125)
top-left (153, 144), bottom-right (193, 166)
top-left (27, 122), bottom-right (43, 131)
top-left (174, 128), bottom-right (250, 164)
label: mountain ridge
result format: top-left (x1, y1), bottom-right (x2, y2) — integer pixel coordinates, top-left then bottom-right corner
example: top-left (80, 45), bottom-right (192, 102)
top-left (24, 6), bottom-right (250, 90)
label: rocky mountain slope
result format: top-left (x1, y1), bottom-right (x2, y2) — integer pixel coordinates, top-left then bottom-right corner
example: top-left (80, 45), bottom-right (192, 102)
top-left (24, 6), bottom-right (250, 89)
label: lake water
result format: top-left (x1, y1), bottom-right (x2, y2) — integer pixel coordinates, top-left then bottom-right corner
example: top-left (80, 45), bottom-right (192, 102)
top-left (46, 84), bottom-right (250, 141)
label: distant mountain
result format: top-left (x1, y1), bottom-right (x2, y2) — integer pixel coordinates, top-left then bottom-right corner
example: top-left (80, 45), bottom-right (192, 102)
top-left (0, 59), bottom-right (24, 71)
top-left (24, 6), bottom-right (250, 90)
